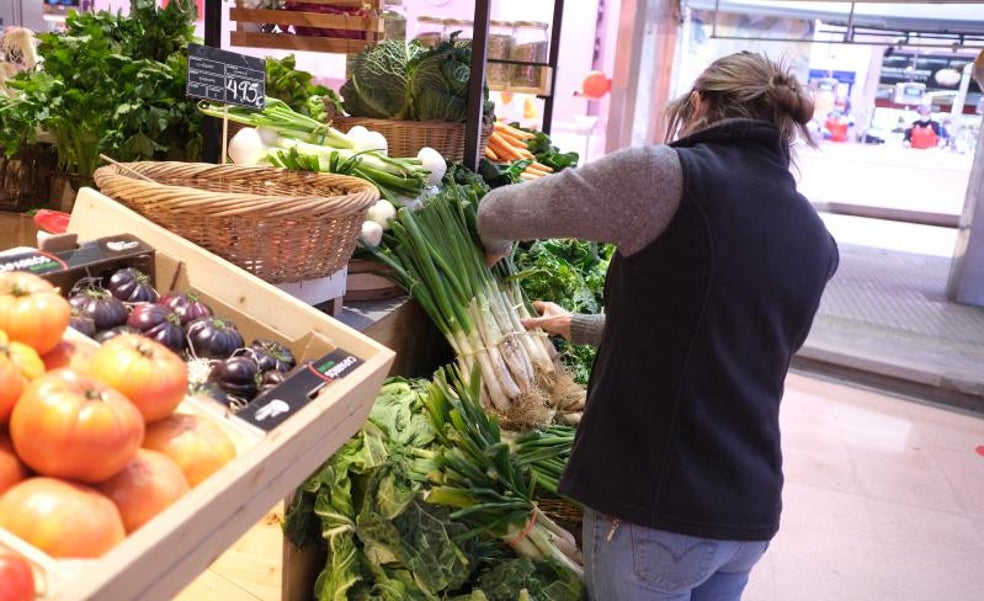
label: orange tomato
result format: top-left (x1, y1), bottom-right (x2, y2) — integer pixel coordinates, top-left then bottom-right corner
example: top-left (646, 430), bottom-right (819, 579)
top-left (143, 413), bottom-right (237, 487)
top-left (0, 272), bottom-right (71, 355)
top-left (0, 331), bottom-right (44, 382)
top-left (0, 548), bottom-right (35, 601)
top-left (40, 337), bottom-right (94, 373)
top-left (95, 448), bottom-right (189, 534)
top-left (10, 369), bottom-right (144, 483)
top-left (0, 477), bottom-right (125, 559)
top-left (0, 431), bottom-right (29, 495)
top-left (0, 355), bottom-right (26, 425)
top-left (87, 334), bottom-right (189, 423)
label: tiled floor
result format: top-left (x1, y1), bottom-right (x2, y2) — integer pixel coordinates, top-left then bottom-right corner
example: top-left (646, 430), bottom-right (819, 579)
top-left (744, 372), bottom-right (984, 601)
top-left (176, 370), bottom-right (984, 600)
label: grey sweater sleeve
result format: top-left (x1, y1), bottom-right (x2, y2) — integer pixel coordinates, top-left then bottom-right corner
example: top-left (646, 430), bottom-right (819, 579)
top-left (571, 313), bottom-right (606, 347)
top-left (477, 144), bottom-right (683, 257)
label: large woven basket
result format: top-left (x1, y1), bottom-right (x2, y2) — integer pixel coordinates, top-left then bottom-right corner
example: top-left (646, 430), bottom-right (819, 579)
top-left (93, 162), bottom-right (379, 284)
top-left (330, 116), bottom-right (493, 163)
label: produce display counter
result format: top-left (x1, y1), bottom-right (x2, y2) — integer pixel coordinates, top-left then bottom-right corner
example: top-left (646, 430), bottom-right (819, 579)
top-left (0, 188), bottom-right (397, 601)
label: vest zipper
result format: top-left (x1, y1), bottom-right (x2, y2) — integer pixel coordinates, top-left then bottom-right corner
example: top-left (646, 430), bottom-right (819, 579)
top-left (605, 517), bottom-right (620, 541)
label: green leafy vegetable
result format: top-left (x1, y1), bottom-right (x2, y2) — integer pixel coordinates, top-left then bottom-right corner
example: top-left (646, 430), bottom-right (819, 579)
top-left (340, 35), bottom-right (493, 123)
top-left (0, 0), bottom-right (201, 186)
top-left (265, 54), bottom-right (331, 117)
top-left (525, 129), bottom-right (579, 172)
top-left (340, 39), bottom-right (425, 120)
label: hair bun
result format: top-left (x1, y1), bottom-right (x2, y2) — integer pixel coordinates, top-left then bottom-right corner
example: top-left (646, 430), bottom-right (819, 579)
top-left (767, 74), bottom-right (814, 125)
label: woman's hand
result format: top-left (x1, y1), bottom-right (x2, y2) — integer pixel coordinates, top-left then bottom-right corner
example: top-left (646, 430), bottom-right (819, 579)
top-left (521, 301), bottom-right (572, 341)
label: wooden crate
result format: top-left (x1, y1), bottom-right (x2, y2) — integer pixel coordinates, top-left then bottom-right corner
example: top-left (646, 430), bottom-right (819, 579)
top-left (230, 0), bottom-right (383, 55)
top-left (0, 187), bottom-right (395, 601)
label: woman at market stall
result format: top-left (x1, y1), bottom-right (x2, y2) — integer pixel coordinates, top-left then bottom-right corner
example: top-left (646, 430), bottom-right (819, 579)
top-left (477, 51), bottom-right (839, 600)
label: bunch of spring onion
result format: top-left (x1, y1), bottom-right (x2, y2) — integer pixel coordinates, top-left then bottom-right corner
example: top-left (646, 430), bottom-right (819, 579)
top-left (506, 425), bottom-right (578, 498)
top-left (422, 365), bottom-right (583, 579)
top-left (369, 182), bottom-right (571, 421)
top-left (199, 97), bottom-right (446, 203)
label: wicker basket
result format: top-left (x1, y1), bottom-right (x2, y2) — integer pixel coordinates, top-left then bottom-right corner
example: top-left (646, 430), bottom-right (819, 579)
top-left (330, 116), bottom-right (494, 163)
top-left (92, 162), bottom-right (379, 284)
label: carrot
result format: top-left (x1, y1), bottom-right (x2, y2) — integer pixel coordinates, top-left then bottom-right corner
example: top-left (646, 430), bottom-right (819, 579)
top-left (519, 172), bottom-right (539, 181)
top-left (484, 147), bottom-right (500, 161)
top-left (528, 161), bottom-right (554, 173)
top-left (524, 165), bottom-right (552, 176)
top-left (489, 133), bottom-right (522, 161)
top-left (494, 121), bottom-right (536, 140)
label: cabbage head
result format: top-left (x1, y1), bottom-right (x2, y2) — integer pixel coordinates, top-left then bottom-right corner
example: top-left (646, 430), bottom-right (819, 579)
top-left (409, 36), bottom-right (473, 122)
top-left (341, 39), bottom-right (425, 120)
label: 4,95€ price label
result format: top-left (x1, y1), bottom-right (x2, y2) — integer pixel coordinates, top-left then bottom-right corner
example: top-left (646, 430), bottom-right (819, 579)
top-left (186, 43), bottom-right (265, 110)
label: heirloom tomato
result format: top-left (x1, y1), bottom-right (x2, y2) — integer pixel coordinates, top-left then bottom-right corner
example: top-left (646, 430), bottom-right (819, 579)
top-left (10, 369), bottom-right (144, 483)
top-left (96, 448), bottom-right (189, 533)
top-left (0, 431), bottom-right (29, 495)
top-left (0, 272), bottom-right (71, 354)
top-left (86, 334), bottom-right (188, 423)
top-left (0, 477), bottom-right (125, 558)
top-left (0, 549), bottom-right (35, 601)
top-left (143, 413), bottom-right (237, 487)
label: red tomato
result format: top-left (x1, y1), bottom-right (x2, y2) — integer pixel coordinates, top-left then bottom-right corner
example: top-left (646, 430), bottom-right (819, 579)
top-left (96, 448), bottom-right (189, 534)
top-left (86, 334), bottom-right (189, 423)
top-left (0, 272), bottom-right (71, 355)
top-left (0, 549), bottom-right (35, 601)
top-left (143, 413), bottom-right (237, 487)
top-left (0, 477), bottom-right (125, 559)
top-left (0, 432), bottom-right (30, 495)
top-left (10, 369), bottom-right (145, 483)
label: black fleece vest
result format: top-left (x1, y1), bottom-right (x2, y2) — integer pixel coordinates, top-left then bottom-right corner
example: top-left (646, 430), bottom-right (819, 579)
top-left (558, 119), bottom-right (839, 541)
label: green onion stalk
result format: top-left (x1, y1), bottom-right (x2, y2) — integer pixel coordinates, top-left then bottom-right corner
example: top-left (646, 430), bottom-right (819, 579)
top-left (198, 97), bottom-right (429, 202)
top-left (505, 425), bottom-right (578, 499)
top-left (368, 184), bottom-right (558, 415)
top-left (423, 365), bottom-right (583, 578)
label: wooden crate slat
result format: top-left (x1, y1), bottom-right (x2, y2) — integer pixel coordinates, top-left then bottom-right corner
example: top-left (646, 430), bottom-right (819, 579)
top-left (230, 31), bottom-right (380, 53)
top-left (230, 7), bottom-right (382, 32)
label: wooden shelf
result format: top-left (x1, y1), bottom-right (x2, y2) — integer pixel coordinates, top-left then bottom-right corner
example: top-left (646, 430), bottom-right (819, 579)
top-left (230, 31), bottom-right (378, 54)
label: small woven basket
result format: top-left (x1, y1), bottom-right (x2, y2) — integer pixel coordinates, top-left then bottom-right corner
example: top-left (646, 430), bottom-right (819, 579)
top-left (93, 162), bottom-right (379, 284)
top-left (330, 116), bottom-right (493, 163)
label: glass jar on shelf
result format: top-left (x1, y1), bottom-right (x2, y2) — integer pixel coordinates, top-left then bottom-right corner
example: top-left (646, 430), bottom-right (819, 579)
top-left (380, 0), bottom-right (407, 41)
top-left (443, 18), bottom-right (473, 42)
top-left (509, 21), bottom-right (549, 90)
top-left (414, 15), bottom-right (445, 48)
top-left (486, 20), bottom-right (515, 88)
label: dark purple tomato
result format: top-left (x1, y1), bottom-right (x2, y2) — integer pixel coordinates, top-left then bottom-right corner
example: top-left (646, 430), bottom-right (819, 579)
top-left (70, 289), bottom-right (129, 331)
top-left (257, 369), bottom-right (288, 395)
top-left (94, 325), bottom-right (141, 344)
top-left (69, 309), bottom-right (97, 338)
top-left (185, 317), bottom-right (245, 360)
top-left (247, 339), bottom-right (297, 373)
top-left (106, 267), bottom-right (159, 304)
top-left (159, 291), bottom-right (214, 326)
top-left (208, 355), bottom-right (260, 400)
top-left (126, 302), bottom-right (186, 352)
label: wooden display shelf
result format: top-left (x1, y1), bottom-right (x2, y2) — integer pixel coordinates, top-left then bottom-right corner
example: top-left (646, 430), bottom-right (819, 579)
top-left (0, 188), bottom-right (396, 601)
top-left (229, 0), bottom-right (382, 55)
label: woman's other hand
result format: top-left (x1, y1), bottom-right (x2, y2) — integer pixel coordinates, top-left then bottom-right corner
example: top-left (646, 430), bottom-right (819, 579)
top-left (521, 301), bottom-right (573, 341)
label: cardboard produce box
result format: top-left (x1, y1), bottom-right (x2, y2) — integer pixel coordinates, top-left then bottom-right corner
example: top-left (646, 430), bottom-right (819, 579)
top-left (0, 187), bottom-right (395, 600)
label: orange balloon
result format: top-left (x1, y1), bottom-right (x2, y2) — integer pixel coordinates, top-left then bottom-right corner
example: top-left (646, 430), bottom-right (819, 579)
top-left (582, 71), bottom-right (611, 99)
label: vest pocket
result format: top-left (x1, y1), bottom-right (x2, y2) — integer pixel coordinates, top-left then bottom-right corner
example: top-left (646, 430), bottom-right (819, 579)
top-left (629, 524), bottom-right (716, 593)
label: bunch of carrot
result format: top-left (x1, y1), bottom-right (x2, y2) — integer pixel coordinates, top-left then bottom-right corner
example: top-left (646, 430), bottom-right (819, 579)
top-left (484, 121), bottom-right (555, 180)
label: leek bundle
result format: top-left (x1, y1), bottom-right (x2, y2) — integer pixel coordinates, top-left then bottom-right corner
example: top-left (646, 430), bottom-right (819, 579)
top-left (370, 182), bottom-right (584, 425)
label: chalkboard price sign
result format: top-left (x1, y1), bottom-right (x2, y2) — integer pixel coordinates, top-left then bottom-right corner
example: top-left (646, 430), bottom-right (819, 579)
top-left (186, 43), bottom-right (265, 110)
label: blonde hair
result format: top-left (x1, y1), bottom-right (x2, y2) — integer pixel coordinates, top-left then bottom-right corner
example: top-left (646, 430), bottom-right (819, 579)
top-left (664, 51), bottom-right (816, 148)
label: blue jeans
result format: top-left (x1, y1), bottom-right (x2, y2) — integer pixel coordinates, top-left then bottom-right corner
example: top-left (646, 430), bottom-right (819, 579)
top-left (583, 507), bottom-right (769, 600)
